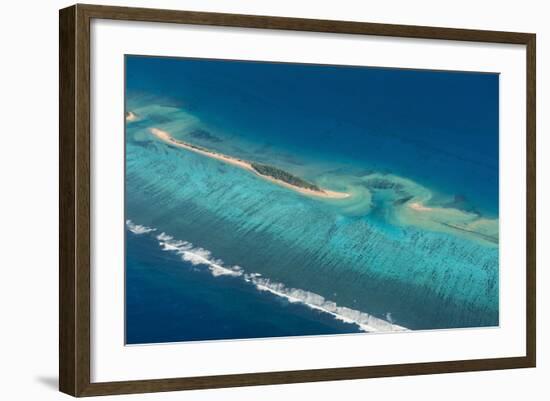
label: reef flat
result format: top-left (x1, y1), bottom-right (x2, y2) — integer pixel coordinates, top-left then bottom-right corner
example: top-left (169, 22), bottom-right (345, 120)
top-left (149, 127), bottom-right (350, 199)
top-left (124, 55), bottom-right (499, 343)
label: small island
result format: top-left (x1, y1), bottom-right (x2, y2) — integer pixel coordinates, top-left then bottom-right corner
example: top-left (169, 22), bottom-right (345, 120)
top-left (126, 111), bottom-right (139, 122)
top-left (250, 163), bottom-right (321, 192)
top-left (149, 128), bottom-right (350, 199)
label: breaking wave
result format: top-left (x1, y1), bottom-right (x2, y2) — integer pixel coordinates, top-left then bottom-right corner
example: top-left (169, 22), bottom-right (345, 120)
top-left (128, 222), bottom-right (408, 333)
top-left (126, 220), bottom-right (157, 234)
top-left (156, 232), bottom-right (242, 277)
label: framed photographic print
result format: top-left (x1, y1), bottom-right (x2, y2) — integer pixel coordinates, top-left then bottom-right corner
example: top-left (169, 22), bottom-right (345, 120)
top-left (59, 4), bottom-right (536, 397)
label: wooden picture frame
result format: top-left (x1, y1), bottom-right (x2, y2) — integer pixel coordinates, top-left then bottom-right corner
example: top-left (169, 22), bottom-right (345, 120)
top-left (59, 3), bottom-right (536, 397)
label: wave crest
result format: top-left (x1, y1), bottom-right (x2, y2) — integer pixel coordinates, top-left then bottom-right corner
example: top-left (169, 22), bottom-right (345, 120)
top-left (128, 222), bottom-right (408, 333)
top-left (156, 232), bottom-right (243, 277)
top-left (126, 220), bottom-right (156, 234)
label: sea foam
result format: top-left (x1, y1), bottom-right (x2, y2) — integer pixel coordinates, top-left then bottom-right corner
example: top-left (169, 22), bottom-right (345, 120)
top-left (126, 220), bottom-right (156, 235)
top-left (128, 222), bottom-right (407, 333)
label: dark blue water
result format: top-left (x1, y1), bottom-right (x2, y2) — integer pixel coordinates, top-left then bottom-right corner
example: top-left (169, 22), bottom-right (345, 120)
top-left (126, 56), bottom-right (499, 217)
top-left (126, 229), bottom-right (362, 344)
top-left (125, 55), bottom-right (499, 344)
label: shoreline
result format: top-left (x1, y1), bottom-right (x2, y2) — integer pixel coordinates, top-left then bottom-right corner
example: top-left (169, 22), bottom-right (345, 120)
top-left (408, 201), bottom-right (433, 212)
top-left (150, 128), bottom-right (350, 199)
top-left (126, 111), bottom-right (138, 122)
top-left (404, 199), bottom-right (498, 245)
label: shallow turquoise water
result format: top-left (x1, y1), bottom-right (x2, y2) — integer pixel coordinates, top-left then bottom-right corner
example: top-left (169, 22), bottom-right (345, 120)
top-left (125, 56), bottom-right (499, 343)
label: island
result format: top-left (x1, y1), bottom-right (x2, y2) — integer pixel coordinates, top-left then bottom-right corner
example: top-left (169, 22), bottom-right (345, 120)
top-left (149, 128), bottom-right (350, 199)
top-left (126, 111), bottom-right (138, 122)
top-left (250, 163), bottom-right (321, 192)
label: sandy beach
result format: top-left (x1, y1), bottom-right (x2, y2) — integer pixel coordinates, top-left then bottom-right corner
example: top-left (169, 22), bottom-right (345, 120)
top-left (150, 128), bottom-right (350, 199)
top-left (126, 111), bottom-right (138, 122)
top-left (409, 202), bottom-right (433, 212)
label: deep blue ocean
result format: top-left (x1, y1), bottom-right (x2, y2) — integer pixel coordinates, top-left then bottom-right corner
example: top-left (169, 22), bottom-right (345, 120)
top-left (125, 55), bottom-right (499, 344)
top-left (126, 229), bottom-right (361, 344)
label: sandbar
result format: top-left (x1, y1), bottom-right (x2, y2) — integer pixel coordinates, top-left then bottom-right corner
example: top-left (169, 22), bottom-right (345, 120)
top-left (150, 128), bottom-right (350, 199)
top-left (126, 111), bottom-right (138, 122)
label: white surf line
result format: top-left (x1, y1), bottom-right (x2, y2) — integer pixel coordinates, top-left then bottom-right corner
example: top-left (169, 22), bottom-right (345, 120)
top-left (249, 278), bottom-right (408, 333)
top-left (129, 224), bottom-right (408, 333)
top-left (126, 219), bottom-right (156, 235)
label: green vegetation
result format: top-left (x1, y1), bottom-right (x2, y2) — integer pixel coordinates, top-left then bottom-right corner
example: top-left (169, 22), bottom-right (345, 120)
top-left (172, 138), bottom-right (210, 153)
top-left (250, 163), bottom-right (321, 192)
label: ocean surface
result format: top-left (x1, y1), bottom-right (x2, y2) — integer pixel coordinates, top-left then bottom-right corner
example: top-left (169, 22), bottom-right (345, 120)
top-left (125, 55), bottom-right (499, 344)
